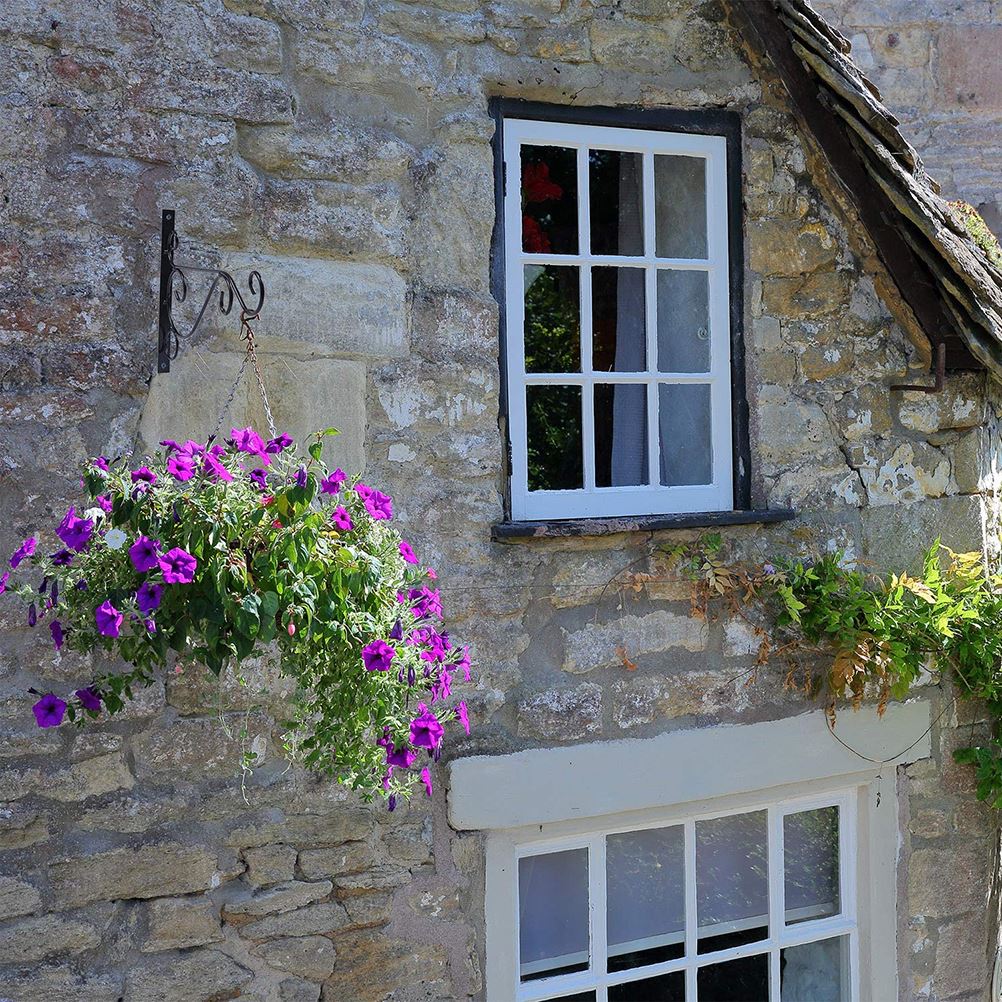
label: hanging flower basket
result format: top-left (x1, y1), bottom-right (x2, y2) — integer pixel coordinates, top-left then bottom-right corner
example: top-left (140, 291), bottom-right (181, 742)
top-left (1, 428), bottom-right (470, 805)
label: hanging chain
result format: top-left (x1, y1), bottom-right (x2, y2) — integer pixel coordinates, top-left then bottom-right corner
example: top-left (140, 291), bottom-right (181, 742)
top-left (210, 308), bottom-right (276, 442)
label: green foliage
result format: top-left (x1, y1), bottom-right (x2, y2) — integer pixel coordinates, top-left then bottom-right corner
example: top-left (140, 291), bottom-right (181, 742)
top-left (950, 200), bottom-right (1002, 269)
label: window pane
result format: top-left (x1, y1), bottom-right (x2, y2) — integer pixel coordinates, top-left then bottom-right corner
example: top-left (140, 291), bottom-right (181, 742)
top-left (590, 149), bottom-right (644, 256)
top-left (596, 384), bottom-right (648, 488)
top-left (522, 145), bottom-right (578, 254)
top-left (527, 385), bottom-right (583, 492)
top-left (592, 267), bottom-right (646, 372)
top-left (518, 848), bottom-right (589, 981)
top-left (659, 384), bottom-right (712, 487)
top-left (696, 810), bottom-right (768, 954)
top-left (781, 936), bottom-right (849, 1002)
top-left (655, 155), bottom-right (707, 259)
top-left (697, 953), bottom-right (769, 1002)
top-left (525, 265), bottom-right (580, 373)
top-left (657, 270), bottom-right (710, 373)
top-left (785, 807), bottom-right (840, 925)
top-left (555, 995), bottom-right (597, 1002)
top-left (607, 826), bottom-right (684, 972)
top-left (609, 972), bottom-right (685, 1001)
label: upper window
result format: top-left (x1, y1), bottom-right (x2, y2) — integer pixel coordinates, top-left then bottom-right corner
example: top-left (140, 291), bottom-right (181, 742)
top-left (501, 115), bottom-right (737, 521)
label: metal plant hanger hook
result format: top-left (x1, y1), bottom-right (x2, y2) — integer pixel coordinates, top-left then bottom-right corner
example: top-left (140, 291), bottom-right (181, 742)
top-left (156, 208), bottom-right (266, 373)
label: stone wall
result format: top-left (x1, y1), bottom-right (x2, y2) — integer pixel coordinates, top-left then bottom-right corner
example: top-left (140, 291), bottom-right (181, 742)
top-left (0, 1), bottom-right (998, 1000)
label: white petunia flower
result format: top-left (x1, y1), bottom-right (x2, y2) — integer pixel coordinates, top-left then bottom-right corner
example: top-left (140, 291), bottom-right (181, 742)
top-left (104, 528), bottom-right (128, 550)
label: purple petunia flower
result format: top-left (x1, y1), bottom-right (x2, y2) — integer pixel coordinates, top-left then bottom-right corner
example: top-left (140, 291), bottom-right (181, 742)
top-left (10, 536), bottom-right (37, 568)
top-left (95, 600), bottom-right (123, 638)
top-left (51, 549), bottom-right (73, 566)
top-left (202, 453), bottom-right (233, 482)
top-left (364, 490), bottom-right (393, 521)
top-left (0, 570), bottom-right (8, 594)
top-left (362, 639), bottom-right (396, 672)
top-left (93, 456), bottom-right (110, 472)
top-left (249, 468), bottom-right (269, 490)
top-left (265, 433), bottom-right (294, 455)
top-left (131, 466), bottom-right (157, 487)
top-left (295, 466), bottom-right (308, 489)
top-left (420, 767), bottom-right (433, 797)
top-left (167, 454), bottom-right (196, 482)
top-left (389, 618), bottom-right (404, 642)
top-left (129, 536), bottom-right (160, 573)
top-left (762, 563), bottom-right (776, 576)
top-left (410, 703), bottom-right (444, 750)
top-left (160, 439), bottom-right (182, 454)
top-left (56, 508), bottom-right (94, 552)
top-left (32, 693), bottom-right (66, 728)
top-left (27, 603), bottom-right (36, 627)
top-left (386, 743), bottom-right (417, 769)
top-left (354, 483), bottom-right (373, 500)
top-left (455, 701), bottom-right (470, 736)
top-left (159, 547), bottom-right (197, 584)
top-left (409, 586), bottom-right (443, 621)
top-left (136, 581), bottom-right (163, 614)
top-left (75, 687), bottom-right (101, 712)
top-left (320, 469), bottom-right (346, 495)
top-left (399, 540), bottom-right (418, 565)
top-left (331, 507), bottom-right (353, 531)
top-left (96, 494), bottom-right (113, 513)
top-left (50, 619), bottom-right (64, 650)
top-left (230, 426), bottom-right (270, 463)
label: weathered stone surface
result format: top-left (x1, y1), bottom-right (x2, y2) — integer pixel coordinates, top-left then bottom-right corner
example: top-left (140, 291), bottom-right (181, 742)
top-left (142, 895), bottom-right (224, 952)
top-left (907, 844), bottom-right (992, 918)
top-left (252, 934), bottom-right (337, 981)
top-left (298, 842), bottom-right (378, 880)
top-left (517, 683), bottom-right (603, 741)
top-left (280, 978), bottom-right (323, 1002)
top-left (896, 376), bottom-right (984, 433)
top-left (227, 810), bottom-right (375, 848)
top-left (0, 874), bottom-right (42, 919)
top-left (749, 218), bottom-right (838, 276)
top-left (0, 965), bottom-right (123, 1002)
top-left (45, 751), bottom-right (135, 802)
top-left (0, 911), bottom-right (100, 962)
top-left (933, 914), bottom-right (990, 998)
top-left (238, 901), bottom-right (351, 940)
top-left (244, 842), bottom-right (298, 887)
top-left (611, 672), bottom-right (749, 729)
top-left (562, 610), bottom-right (706, 674)
top-left (49, 845), bottom-right (220, 909)
top-left (124, 948), bottom-right (253, 1002)
top-left (851, 441), bottom-right (952, 505)
top-left (224, 879), bottom-right (333, 917)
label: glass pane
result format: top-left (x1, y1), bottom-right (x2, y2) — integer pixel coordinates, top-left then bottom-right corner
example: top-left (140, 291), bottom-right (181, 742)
top-left (697, 954), bottom-right (769, 1002)
top-left (657, 270), bottom-right (710, 373)
top-left (592, 267), bottom-right (646, 372)
top-left (518, 848), bottom-right (589, 982)
top-left (655, 155), bottom-right (707, 259)
top-left (527, 385), bottom-right (583, 492)
top-left (696, 810), bottom-right (768, 954)
top-left (522, 145), bottom-right (578, 254)
top-left (596, 385), bottom-right (648, 489)
top-left (781, 936), bottom-right (849, 1002)
top-left (659, 384), bottom-right (712, 487)
top-left (785, 807), bottom-right (840, 925)
top-left (607, 826), bottom-right (684, 972)
top-left (555, 995), bottom-right (597, 1002)
top-left (609, 972), bottom-right (685, 1001)
top-left (525, 265), bottom-right (580, 373)
top-left (590, 149), bottom-right (644, 256)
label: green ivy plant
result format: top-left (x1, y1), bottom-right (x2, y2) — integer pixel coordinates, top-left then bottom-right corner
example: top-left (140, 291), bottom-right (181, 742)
top-left (650, 535), bottom-right (1002, 807)
top-left (0, 428), bottom-right (471, 806)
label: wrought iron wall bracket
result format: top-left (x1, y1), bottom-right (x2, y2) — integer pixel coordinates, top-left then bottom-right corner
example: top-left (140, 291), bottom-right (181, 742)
top-left (890, 341), bottom-right (946, 394)
top-left (156, 208), bottom-right (265, 373)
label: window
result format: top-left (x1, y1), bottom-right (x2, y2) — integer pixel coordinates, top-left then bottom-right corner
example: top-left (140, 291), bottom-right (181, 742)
top-left (508, 793), bottom-right (855, 1002)
top-left (500, 111), bottom-right (740, 521)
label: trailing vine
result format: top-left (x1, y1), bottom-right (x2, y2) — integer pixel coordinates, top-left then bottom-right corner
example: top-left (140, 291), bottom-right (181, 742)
top-left (615, 534), bottom-right (1002, 807)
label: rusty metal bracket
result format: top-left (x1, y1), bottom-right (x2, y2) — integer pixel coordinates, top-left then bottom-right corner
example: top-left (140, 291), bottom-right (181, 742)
top-left (890, 342), bottom-right (946, 394)
top-left (156, 208), bottom-right (265, 373)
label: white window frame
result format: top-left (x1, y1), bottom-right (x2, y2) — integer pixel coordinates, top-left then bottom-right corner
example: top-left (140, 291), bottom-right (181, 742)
top-left (503, 789), bottom-right (858, 1002)
top-left (502, 117), bottom-right (734, 521)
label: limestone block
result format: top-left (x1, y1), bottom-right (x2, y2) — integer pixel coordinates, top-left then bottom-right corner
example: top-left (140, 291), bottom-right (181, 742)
top-left (907, 844), bottom-right (992, 918)
top-left (227, 810), bottom-right (375, 849)
top-left (589, 19), bottom-right (683, 73)
top-left (319, 931), bottom-right (449, 1002)
top-left (244, 843), bottom-right (298, 888)
top-left (142, 896), bottom-right (224, 952)
top-left (333, 864), bottom-right (412, 895)
top-left (936, 26), bottom-right (1002, 111)
top-left (219, 253), bottom-right (407, 360)
top-left (896, 374), bottom-right (983, 433)
top-left (238, 900), bottom-right (351, 940)
top-left (251, 935), bottom-right (337, 981)
top-left (831, 383), bottom-right (893, 442)
top-left (281, 979), bottom-right (323, 1002)
top-left (298, 842), bottom-right (378, 880)
top-left (933, 916), bottom-right (990, 999)
top-left (761, 271), bottom-right (851, 317)
top-left (139, 352), bottom-right (366, 474)
top-left (516, 683), bottom-right (603, 741)
top-left (0, 875), bottom-right (42, 919)
top-left (132, 716), bottom-right (250, 780)
top-left (49, 844), bottom-right (220, 909)
top-left (0, 965), bottom-right (122, 1002)
top-left (748, 219), bottom-right (838, 276)
top-left (45, 751), bottom-right (135, 802)
top-left (755, 386), bottom-right (843, 470)
top-left (124, 948), bottom-right (252, 1002)
top-left (0, 912), bottom-right (100, 963)
top-left (611, 671), bottom-right (749, 729)
top-left (0, 805), bottom-right (48, 849)
top-left (562, 610), bottom-right (707, 674)
top-left (224, 879), bottom-right (333, 918)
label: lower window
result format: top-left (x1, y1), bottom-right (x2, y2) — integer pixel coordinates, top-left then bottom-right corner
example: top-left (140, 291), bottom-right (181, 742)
top-left (511, 793), bottom-right (855, 1001)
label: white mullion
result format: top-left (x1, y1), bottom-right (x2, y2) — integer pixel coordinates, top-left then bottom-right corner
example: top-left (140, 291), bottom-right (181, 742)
top-left (684, 818), bottom-right (698, 1002)
top-left (590, 835), bottom-right (608, 993)
top-left (577, 145), bottom-right (595, 492)
top-left (523, 253), bottom-right (711, 268)
top-left (768, 806), bottom-right (784, 1002)
top-left (524, 372), bottom-right (715, 385)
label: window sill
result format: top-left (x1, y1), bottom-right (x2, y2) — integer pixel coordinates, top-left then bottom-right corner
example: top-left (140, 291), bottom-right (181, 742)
top-left (491, 508), bottom-right (797, 541)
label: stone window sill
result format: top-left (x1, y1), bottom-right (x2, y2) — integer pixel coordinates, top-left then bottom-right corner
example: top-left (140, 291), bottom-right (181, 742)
top-left (491, 509), bottom-right (797, 541)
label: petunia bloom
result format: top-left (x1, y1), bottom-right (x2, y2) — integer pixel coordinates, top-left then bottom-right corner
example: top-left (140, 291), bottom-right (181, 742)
top-left (159, 548), bottom-right (197, 585)
top-left (331, 507), bottom-right (353, 531)
top-left (95, 600), bottom-right (123, 638)
top-left (202, 453), bottom-right (234, 482)
top-left (167, 454), bottom-right (196, 482)
top-left (399, 540), bottom-right (418, 565)
top-left (104, 528), bottom-right (127, 550)
top-left (230, 426), bottom-right (270, 463)
top-left (386, 743), bottom-right (417, 769)
top-left (362, 639), bottom-right (396, 672)
top-left (455, 701), bottom-right (470, 735)
top-left (363, 490), bottom-right (393, 521)
top-left (0, 571), bottom-right (8, 594)
top-left (265, 433), bottom-right (294, 455)
top-left (410, 703), bottom-right (445, 750)
top-left (56, 508), bottom-right (94, 552)
top-left (50, 549), bottom-right (73, 566)
top-left (354, 483), bottom-right (373, 500)
top-left (96, 495), bottom-right (113, 513)
top-left (32, 693), bottom-right (66, 728)
top-left (75, 687), bottom-right (101, 712)
top-left (248, 468), bottom-right (269, 490)
top-left (136, 581), bottom-right (163, 614)
top-left (10, 536), bottom-right (37, 568)
top-left (420, 767), bottom-right (433, 797)
top-left (295, 467), bottom-right (308, 488)
top-left (92, 456), bottom-right (110, 472)
top-left (320, 469), bottom-right (346, 495)
top-left (50, 620), bottom-right (64, 650)
top-left (131, 466), bottom-right (157, 487)
top-left (129, 536), bottom-right (160, 573)
top-left (27, 603), bottom-right (36, 627)
top-left (409, 586), bottom-right (443, 621)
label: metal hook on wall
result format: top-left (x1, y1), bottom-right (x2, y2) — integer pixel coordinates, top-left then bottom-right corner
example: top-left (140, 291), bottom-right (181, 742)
top-left (890, 341), bottom-right (946, 394)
